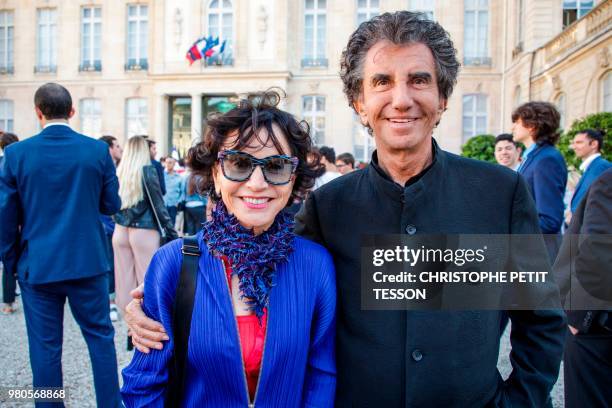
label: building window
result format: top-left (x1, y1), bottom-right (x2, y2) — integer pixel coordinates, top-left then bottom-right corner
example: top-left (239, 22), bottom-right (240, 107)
top-left (0, 99), bottom-right (13, 132)
top-left (353, 114), bottom-right (376, 163)
top-left (0, 11), bottom-right (14, 74)
top-left (126, 98), bottom-right (148, 137)
top-left (357, 0), bottom-right (379, 26)
top-left (80, 7), bottom-right (102, 72)
top-left (555, 93), bottom-right (566, 129)
top-left (563, 0), bottom-right (593, 29)
top-left (603, 71), bottom-right (612, 112)
top-left (36, 9), bottom-right (57, 73)
top-left (464, 0), bottom-right (490, 66)
top-left (409, 0), bottom-right (435, 20)
top-left (302, 95), bottom-right (325, 145)
top-left (302, 0), bottom-right (327, 68)
top-left (80, 98), bottom-right (102, 137)
top-left (206, 0), bottom-right (234, 65)
top-left (462, 94), bottom-right (488, 140)
top-left (126, 4), bottom-right (148, 70)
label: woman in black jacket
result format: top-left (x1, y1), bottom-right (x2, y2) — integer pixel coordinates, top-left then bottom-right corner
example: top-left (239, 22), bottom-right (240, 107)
top-left (113, 136), bottom-right (177, 314)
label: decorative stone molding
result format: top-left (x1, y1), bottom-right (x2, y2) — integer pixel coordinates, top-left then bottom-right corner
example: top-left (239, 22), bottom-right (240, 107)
top-left (86, 86), bottom-right (94, 97)
top-left (257, 5), bottom-right (268, 50)
top-left (598, 47), bottom-right (610, 69)
top-left (134, 85), bottom-right (141, 96)
top-left (308, 82), bottom-right (319, 92)
top-left (174, 8), bottom-right (183, 49)
top-left (551, 75), bottom-right (561, 91)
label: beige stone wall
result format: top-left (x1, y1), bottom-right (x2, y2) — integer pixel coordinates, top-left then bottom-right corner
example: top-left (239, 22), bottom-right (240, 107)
top-left (0, 0), bottom-right (609, 157)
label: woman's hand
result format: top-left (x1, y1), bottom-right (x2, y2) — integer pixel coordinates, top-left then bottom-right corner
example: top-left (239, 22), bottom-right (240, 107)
top-left (126, 285), bottom-right (169, 353)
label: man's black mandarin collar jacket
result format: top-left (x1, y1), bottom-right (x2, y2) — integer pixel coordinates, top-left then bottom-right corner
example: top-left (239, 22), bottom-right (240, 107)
top-left (295, 139), bottom-right (566, 407)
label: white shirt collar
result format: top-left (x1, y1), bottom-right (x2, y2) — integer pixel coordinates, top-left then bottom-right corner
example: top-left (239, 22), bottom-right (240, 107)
top-left (579, 153), bottom-right (601, 172)
top-left (43, 122), bottom-right (71, 129)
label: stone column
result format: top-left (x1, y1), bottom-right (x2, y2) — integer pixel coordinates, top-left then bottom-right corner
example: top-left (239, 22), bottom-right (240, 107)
top-left (191, 93), bottom-right (202, 143)
top-left (154, 93), bottom-right (169, 155)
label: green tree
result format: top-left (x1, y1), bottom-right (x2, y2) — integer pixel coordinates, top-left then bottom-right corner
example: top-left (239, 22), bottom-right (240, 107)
top-left (460, 134), bottom-right (496, 163)
top-left (558, 112), bottom-right (612, 170)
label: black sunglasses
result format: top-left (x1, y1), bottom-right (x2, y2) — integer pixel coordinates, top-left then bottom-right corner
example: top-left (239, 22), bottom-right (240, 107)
top-left (217, 150), bottom-right (299, 185)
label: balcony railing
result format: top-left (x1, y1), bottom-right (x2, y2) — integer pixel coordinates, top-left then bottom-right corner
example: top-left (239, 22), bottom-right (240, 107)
top-left (533, 0), bottom-right (610, 74)
top-left (124, 59), bottom-right (149, 71)
top-left (463, 56), bottom-right (492, 67)
top-left (34, 65), bottom-right (57, 74)
top-left (79, 61), bottom-right (102, 72)
top-left (301, 58), bottom-right (328, 68)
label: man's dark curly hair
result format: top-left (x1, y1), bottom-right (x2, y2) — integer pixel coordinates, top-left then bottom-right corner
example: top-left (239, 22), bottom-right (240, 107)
top-left (340, 11), bottom-right (460, 112)
top-left (511, 102), bottom-right (561, 145)
top-left (186, 89), bottom-right (318, 206)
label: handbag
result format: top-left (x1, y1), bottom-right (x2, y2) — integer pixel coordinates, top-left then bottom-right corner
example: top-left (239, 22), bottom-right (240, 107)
top-left (142, 174), bottom-right (170, 245)
top-left (165, 235), bottom-right (200, 408)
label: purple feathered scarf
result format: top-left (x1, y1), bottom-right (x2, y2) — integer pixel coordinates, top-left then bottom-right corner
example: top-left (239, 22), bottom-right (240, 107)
top-left (202, 200), bottom-right (295, 318)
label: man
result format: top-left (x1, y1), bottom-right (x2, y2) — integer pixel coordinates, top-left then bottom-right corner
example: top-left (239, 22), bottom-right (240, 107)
top-left (162, 156), bottom-right (184, 226)
top-left (98, 135), bottom-right (122, 321)
top-left (99, 134), bottom-right (123, 165)
top-left (0, 131), bottom-right (19, 315)
top-left (494, 133), bottom-right (522, 171)
top-left (554, 168), bottom-right (612, 407)
top-left (313, 145), bottom-right (341, 189)
top-left (569, 129), bottom-right (611, 214)
top-left (146, 138), bottom-right (166, 196)
top-left (336, 152), bottom-right (356, 175)
top-left (0, 83), bottom-right (122, 407)
top-left (125, 12), bottom-right (565, 406)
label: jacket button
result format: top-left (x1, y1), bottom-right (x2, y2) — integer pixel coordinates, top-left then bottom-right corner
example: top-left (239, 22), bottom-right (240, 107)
top-left (412, 349), bottom-right (423, 362)
top-left (405, 224), bottom-right (417, 235)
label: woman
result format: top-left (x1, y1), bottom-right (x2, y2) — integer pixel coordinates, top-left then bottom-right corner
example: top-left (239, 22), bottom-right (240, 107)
top-left (512, 101), bottom-right (568, 261)
top-left (121, 92), bottom-right (336, 407)
top-left (113, 136), bottom-right (178, 313)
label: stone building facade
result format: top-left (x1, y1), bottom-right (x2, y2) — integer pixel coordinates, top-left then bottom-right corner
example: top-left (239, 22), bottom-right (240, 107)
top-left (0, 0), bottom-right (610, 160)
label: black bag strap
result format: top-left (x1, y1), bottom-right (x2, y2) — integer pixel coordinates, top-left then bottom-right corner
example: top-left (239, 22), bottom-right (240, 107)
top-left (165, 235), bottom-right (201, 408)
top-left (142, 172), bottom-right (166, 240)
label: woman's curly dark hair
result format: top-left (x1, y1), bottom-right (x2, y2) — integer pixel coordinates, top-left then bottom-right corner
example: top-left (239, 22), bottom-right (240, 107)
top-left (511, 102), bottom-right (561, 145)
top-left (186, 89), bottom-right (319, 206)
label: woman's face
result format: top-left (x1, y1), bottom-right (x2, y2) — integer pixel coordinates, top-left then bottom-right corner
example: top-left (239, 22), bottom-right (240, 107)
top-left (212, 123), bottom-right (296, 235)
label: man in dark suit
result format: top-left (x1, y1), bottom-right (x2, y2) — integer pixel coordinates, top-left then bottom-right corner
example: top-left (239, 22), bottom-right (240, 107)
top-left (569, 129), bottom-right (611, 216)
top-left (0, 83), bottom-right (122, 407)
top-left (123, 12), bottom-right (565, 407)
top-left (513, 102), bottom-right (568, 262)
top-left (554, 168), bottom-right (612, 408)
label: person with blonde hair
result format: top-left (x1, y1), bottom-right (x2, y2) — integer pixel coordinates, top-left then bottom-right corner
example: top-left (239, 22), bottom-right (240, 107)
top-left (113, 136), bottom-right (177, 321)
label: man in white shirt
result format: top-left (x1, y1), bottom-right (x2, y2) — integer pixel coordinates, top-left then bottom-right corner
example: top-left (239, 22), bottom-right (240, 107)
top-left (313, 146), bottom-right (342, 189)
top-left (569, 129), bottom-right (611, 215)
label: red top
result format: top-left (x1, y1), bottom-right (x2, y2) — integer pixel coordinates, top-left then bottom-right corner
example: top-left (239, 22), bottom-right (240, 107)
top-left (222, 257), bottom-right (267, 401)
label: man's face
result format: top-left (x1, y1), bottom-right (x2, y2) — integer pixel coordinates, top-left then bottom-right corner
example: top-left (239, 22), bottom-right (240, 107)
top-left (353, 41), bottom-right (446, 154)
top-left (149, 143), bottom-right (157, 159)
top-left (164, 157), bottom-right (176, 172)
top-left (511, 119), bottom-right (533, 144)
top-left (570, 133), bottom-right (598, 160)
top-left (335, 160), bottom-right (353, 175)
top-left (494, 140), bottom-right (521, 169)
top-left (109, 141), bottom-right (123, 163)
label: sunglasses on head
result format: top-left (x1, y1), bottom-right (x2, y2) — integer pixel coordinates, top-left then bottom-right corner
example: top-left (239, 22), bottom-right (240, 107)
top-left (217, 150), bottom-right (299, 185)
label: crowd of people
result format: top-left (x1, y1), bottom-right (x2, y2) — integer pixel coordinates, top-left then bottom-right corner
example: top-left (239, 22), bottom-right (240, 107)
top-left (0, 10), bottom-right (610, 408)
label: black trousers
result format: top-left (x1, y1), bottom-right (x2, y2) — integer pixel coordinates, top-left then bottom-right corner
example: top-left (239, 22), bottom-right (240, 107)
top-left (184, 205), bottom-right (206, 235)
top-left (2, 261), bottom-right (17, 304)
top-left (564, 327), bottom-right (612, 408)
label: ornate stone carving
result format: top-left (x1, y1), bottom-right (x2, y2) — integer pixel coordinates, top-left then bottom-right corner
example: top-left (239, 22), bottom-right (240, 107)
top-left (257, 5), bottom-right (268, 50)
top-left (309, 82), bottom-right (319, 92)
top-left (598, 47), bottom-right (610, 68)
top-left (551, 75), bottom-right (561, 91)
top-left (174, 8), bottom-right (183, 49)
